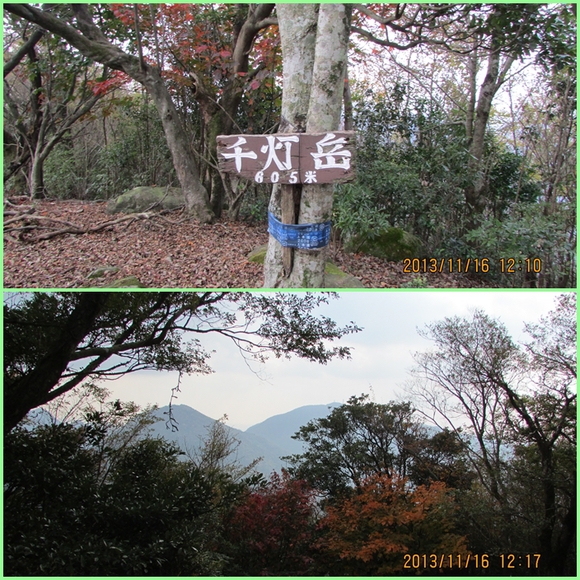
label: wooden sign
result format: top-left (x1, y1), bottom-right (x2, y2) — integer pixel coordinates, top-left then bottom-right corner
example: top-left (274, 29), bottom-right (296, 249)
top-left (217, 131), bottom-right (355, 185)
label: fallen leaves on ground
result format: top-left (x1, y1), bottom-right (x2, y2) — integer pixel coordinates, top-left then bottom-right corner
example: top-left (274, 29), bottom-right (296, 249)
top-left (4, 200), bottom-right (490, 289)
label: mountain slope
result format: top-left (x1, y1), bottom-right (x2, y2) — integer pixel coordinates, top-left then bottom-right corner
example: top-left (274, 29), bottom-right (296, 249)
top-left (148, 403), bottom-right (338, 475)
top-left (245, 403), bottom-right (340, 456)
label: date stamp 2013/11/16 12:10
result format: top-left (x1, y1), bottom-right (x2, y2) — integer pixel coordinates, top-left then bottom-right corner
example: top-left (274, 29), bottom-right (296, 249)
top-left (402, 257), bottom-right (543, 275)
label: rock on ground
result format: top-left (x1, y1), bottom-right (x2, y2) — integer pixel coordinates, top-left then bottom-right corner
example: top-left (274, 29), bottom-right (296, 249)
top-left (106, 186), bottom-right (184, 214)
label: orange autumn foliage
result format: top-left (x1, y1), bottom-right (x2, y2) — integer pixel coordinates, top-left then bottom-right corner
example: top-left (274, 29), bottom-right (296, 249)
top-left (319, 474), bottom-right (469, 575)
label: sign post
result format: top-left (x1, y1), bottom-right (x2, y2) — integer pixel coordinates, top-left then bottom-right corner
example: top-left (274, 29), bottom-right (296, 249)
top-left (217, 131), bottom-right (356, 276)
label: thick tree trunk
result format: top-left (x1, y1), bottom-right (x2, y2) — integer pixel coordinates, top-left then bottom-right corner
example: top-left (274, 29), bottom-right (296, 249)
top-left (264, 3), bottom-right (318, 287)
top-left (142, 71), bottom-right (213, 222)
top-left (28, 72), bottom-right (48, 198)
top-left (4, 293), bottom-right (110, 434)
top-left (287, 3), bottom-right (351, 288)
top-left (264, 3), bottom-right (350, 288)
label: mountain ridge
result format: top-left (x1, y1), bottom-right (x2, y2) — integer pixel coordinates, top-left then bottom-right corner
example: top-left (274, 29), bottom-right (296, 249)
top-left (149, 402), bottom-right (339, 475)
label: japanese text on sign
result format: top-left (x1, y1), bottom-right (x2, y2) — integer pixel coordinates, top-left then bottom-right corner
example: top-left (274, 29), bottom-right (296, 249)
top-left (216, 131), bottom-right (355, 185)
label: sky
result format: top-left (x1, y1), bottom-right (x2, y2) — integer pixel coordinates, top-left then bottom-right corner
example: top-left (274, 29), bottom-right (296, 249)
top-left (106, 290), bottom-right (569, 431)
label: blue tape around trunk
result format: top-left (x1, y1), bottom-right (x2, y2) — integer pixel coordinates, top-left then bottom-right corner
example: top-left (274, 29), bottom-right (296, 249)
top-left (268, 212), bottom-right (331, 249)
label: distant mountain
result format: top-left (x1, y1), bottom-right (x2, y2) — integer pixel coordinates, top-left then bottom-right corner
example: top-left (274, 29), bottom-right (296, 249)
top-left (149, 403), bottom-right (339, 475)
top-left (245, 403), bottom-right (340, 456)
top-left (24, 407), bottom-right (54, 428)
top-left (23, 402), bottom-right (340, 476)
top-left (149, 404), bottom-right (227, 452)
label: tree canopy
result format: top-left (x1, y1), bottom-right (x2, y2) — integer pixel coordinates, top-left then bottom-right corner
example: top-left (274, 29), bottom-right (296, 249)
top-left (410, 293), bottom-right (576, 574)
top-left (4, 400), bottom-right (251, 576)
top-left (4, 292), bottom-right (360, 433)
top-left (285, 394), bottom-right (474, 498)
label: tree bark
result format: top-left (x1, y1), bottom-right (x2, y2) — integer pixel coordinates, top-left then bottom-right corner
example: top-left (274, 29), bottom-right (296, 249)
top-left (4, 3), bottom-right (214, 222)
top-left (29, 150), bottom-right (45, 198)
top-left (264, 3), bottom-right (351, 288)
top-left (343, 68), bottom-right (354, 131)
top-left (287, 3), bottom-right (351, 288)
top-left (6, 32), bottom-right (46, 197)
top-left (3, 27), bottom-right (44, 77)
top-left (264, 3), bottom-right (318, 287)
top-left (465, 39), bottom-right (478, 145)
top-left (465, 34), bottom-right (515, 214)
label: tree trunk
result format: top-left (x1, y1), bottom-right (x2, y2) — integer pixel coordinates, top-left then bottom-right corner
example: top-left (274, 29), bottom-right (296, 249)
top-left (4, 3), bottom-right (214, 223)
top-left (264, 3), bottom-right (351, 288)
top-left (343, 69), bottom-right (354, 131)
top-left (465, 34), bottom-right (514, 215)
top-left (141, 70), bottom-right (213, 222)
top-left (29, 151), bottom-right (46, 198)
top-left (264, 3), bottom-right (318, 287)
top-left (287, 3), bottom-right (351, 288)
top-left (189, 4), bottom-right (275, 219)
top-left (4, 293), bottom-right (110, 434)
top-left (3, 128), bottom-right (29, 190)
top-left (465, 40), bottom-right (478, 145)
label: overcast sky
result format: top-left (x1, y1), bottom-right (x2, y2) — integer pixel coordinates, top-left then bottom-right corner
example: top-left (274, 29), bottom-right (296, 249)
top-left (107, 290), bottom-right (568, 431)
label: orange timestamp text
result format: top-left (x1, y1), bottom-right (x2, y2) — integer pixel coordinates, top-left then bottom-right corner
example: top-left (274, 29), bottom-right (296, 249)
top-left (402, 257), bottom-right (543, 274)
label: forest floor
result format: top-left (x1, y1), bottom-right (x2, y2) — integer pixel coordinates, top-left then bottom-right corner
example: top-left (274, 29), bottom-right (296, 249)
top-left (4, 200), bottom-right (491, 289)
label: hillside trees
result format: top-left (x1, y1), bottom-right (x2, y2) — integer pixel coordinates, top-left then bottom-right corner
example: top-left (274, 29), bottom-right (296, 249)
top-left (467, 63), bottom-right (577, 287)
top-left (222, 471), bottom-right (319, 576)
top-left (330, 3), bottom-right (576, 288)
top-left (4, 295), bottom-right (575, 574)
top-left (285, 394), bottom-right (474, 498)
top-left (4, 292), bottom-right (360, 434)
top-left (410, 294), bottom-right (576, 574)
top-left (4, 4), bottom-right (282, 218)
top-left (283, 395), bottom-right (472, 574)
top-left (352, 3), bottom-right (574, 218)
top-left (3, 2), bottom-right (210, 220)
top-left (4, 400), bottom-right (252, 576)
top-left (319, 475), bottom-right (468, 575)
top-left (106, 3), bottom-right (278, 217)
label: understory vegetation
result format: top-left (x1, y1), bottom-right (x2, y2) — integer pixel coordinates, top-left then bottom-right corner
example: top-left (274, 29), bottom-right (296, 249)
top-left (333, 84), bottom-right (575, 288)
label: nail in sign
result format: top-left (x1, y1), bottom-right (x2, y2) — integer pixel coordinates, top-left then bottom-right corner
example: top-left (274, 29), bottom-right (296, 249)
top-left (217, 131), bottom-right (356, 185)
